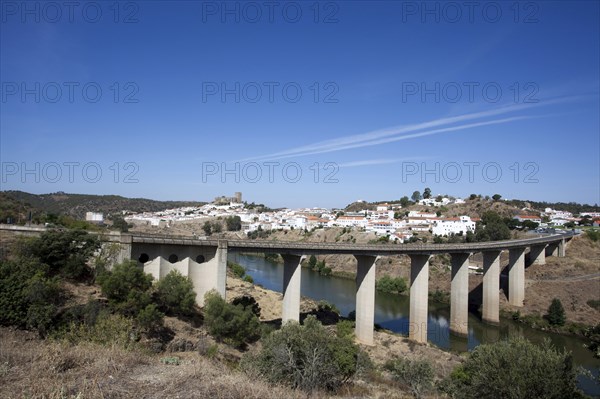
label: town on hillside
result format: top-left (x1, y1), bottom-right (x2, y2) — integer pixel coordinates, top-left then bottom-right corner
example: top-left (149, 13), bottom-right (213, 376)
top-left (106, 191), bottom-right (600, 242)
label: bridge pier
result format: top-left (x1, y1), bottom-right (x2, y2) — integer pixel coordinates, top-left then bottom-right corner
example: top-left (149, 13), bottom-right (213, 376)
top-left (529, 244), bottom-right (546, 265)
top-left (355, 255), bottom-right (378, 345)
top-left (215, 241), bottom-right (228, 298)
top-left (482, 251), bottom-right (501, 324)
top-left (558, 239), bottom-right (566, 257)
top-left (282, 254), bottom-right (305, 324)
top-left (546, 242), bottom-right (559, 257)
top-left (450, 252), bottom-right (470, 337)
top-left (409, 254), bottom-right (430, 343)
top-left (508, 248), bottom-right (525, 306)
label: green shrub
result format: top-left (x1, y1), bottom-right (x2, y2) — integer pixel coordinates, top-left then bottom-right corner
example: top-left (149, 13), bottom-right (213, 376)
top-left (585, 229), bottom-right (600, 242)
top-left (57, 311), bottom-right (137, 348)
top-left (227, 261), bottom-right (246, 279)
top-left (241, 316), bottom-right (369, 393)
top-left (376, 275), bottom-right (407, 294)
top-left (587, 299), bottom-right (600, 311)
top-left (30, 229), bottom-right (100, 280)
top-left (441, 337), bottom-right (585, 399)
top-left (154, 270), bottom-right (196, 316)
top-left (136, 303), bottom-right (164, 333)
top-left (317, 300), bottom-right (340, 315)
top-left (231, 295), bottom-right (261, 318)
top-left (385, 357), bottom-right (434, 399)
top-left (546, 298), bottom-right (566, 326)
top-left (96, 260), bottom-right (153, 315)
top-left (584, 323), bottom-right (600, 358)
top-left (203, 291), bottom-right (260, 348)
top-left (264, 253), bottom-right (280, 262)
top-left (243, 275), bottom-right (254, 283)
top-left (0, 257), bottom-right (63, 335)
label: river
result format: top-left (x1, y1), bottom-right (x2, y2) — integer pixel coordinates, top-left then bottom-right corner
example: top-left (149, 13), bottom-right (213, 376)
top-left (233, 254), bottom-right (600, 397)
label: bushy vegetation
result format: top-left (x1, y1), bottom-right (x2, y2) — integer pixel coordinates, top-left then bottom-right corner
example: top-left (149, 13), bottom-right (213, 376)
top-left (203, 291), bottom-right (261, 348)
top-left (385, 357), bottom-right (435, 399)
top-left (583, 323), bottom-right (600, 358)
top-left (307, 256), bottom-right (332, 276)
top-left (154, 270), bottom-right (196, 316)
top-left (30, 229), bottom-right (101, 280)
top-left (241, 316), bottom-right (370, 393)
top-left (0, 229), bottom-right (100, 336)
top-left (376, 275), bottom-right (407, 294)
top-left (585, 229), bottom-right (600, 242)
top-left (227, 260), bottom-right (253, 283)
top-left (97, 260), bottom-right (153, 316)
top-left (474, 211), bottom-right (511, 242)
top-left (441, 337), bottom-right (585, 399)
top-left (264, 253), bottom-right (280, 262)
top-left (247, 226), bottom-right (272, 239)
top-left (546, 298), bottom-right (567, 326)
top-left (225, 215), bottom-right (242, 231)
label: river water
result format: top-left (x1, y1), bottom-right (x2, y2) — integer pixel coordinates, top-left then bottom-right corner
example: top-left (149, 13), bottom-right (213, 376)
top-left (233, 254), bottom-right (600, 396)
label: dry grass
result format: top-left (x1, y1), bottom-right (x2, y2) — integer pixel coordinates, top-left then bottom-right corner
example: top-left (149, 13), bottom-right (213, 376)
top-left (0, 327), bottom-right (308, 399)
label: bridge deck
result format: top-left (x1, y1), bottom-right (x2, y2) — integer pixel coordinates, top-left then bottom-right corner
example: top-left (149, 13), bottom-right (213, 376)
top-left (126, 233), bottom-right (570, 255)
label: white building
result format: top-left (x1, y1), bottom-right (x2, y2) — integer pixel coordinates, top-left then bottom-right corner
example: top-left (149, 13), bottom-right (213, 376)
top-left (333, 216), bottom-right (369, 228)
top-left (432, 216), bottom-right (475, 236)
top-left (85, 212), bottom-right (104, 223)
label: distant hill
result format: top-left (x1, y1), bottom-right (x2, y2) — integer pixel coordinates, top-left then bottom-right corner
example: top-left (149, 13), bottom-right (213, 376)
top-left (344, 196), bottom-right (599, 217)
top-left (0, 191), bottom-right (205, 222)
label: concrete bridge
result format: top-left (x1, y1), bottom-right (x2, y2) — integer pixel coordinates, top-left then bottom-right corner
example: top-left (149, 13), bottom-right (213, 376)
top-left (0, 225), bottom-right (572, 345)
top-left (109, 231), bottom-right (572, 345)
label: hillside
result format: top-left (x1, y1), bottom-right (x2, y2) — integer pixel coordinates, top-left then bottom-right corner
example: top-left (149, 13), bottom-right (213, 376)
top-left (0, 191), bottom-right (205, 221)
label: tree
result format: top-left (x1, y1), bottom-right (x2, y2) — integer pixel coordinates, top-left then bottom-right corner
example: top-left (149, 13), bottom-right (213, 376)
top-left (492, 194), bottom-right (502, 201)
top-left (436, 195), bottom-right (443, 202)
top-left (212, 221), bottom-right (223, 233)
top-left (423, 187), bottom-right (431, 199)
top-left (400, 196), bottom-right (410, 207)
top-left (411, 191), bottom-right (421, 202)
top-left (111, 215), bottom-right (130, 232)
top-left (30, 229), bottom-right (100, 280)
top-left (475, 211), bottom-right (510, 242)
top-left (155, 270), bottom-right (196, 316)
top-left (202, 221), bottom-right (212, 236)
top-left (97, 260), bottom-right (153, 315)
top-left (203, 290), bottom-right (260, 348)
top-left (547, 298), bottom-right (566, 326)
top-left (469, 193), bottom-right (477, 200)
top-left (442, 337), bottom-right (584, 399)
top-left (308, 255), bottom-right (317, 269)
top-left (225, 215), bottom-right (242, 231)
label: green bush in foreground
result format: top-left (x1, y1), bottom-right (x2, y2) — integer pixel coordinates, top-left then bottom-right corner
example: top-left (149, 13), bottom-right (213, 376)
top-left (385, 357), bottom-right (434, 399)
top-left (241, 315), bottom-right (370, 393)
top-left (203, 291), bottom-right (260, 348)
top-left (154, 270), bottom-right (196, 316)
top-left (441, 337), bottom-right (585, 399)
top-left (97, 260), bottom-right (153, 315)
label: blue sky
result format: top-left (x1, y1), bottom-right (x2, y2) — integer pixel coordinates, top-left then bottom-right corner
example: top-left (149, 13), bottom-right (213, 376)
top-left (1, 0), bottom-right (599, 208)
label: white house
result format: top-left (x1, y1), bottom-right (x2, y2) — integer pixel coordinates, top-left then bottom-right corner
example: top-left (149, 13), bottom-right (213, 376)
top-left (85, 212), bottom-right (104, 223)
top-left (333, 216), bottom-right (369, 228)
top-left (432, 216), bottom-right (476, 236)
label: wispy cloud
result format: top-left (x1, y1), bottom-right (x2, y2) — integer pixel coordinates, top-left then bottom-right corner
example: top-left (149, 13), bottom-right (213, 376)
top-left (337, 157), bottom-right (430, 168)
top-left (241, 95), bottom-right (587, 163)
